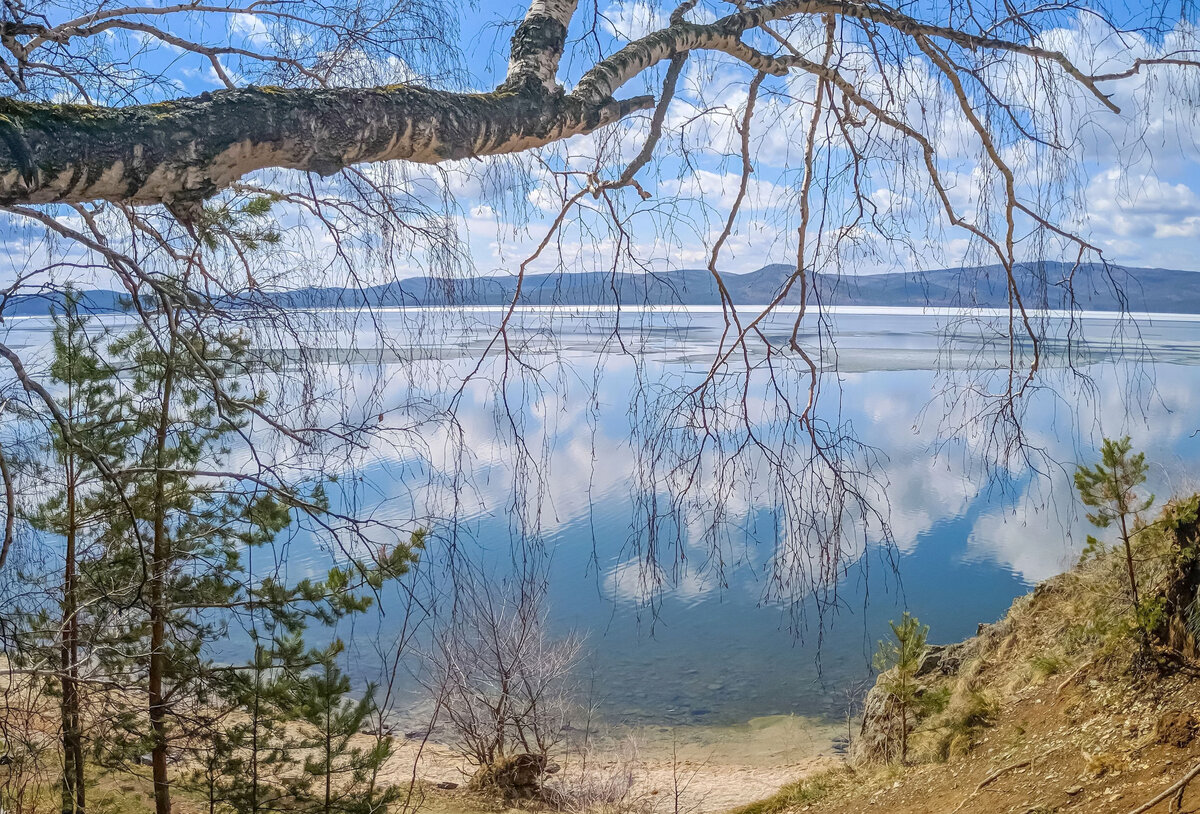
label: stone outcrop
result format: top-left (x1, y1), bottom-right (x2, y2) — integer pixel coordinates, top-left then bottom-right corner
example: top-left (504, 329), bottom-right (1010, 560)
top-left (852, 617), bottom-right (1011, 765)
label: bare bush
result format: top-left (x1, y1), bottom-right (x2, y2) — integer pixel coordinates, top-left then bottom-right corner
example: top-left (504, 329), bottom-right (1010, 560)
top-left (429, 577), bottom-right (582, 780)
top-left (543, 736), bottom-right (648, 814)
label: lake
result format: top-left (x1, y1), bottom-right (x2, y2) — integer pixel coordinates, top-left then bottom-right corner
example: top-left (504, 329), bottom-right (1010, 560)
top-left (8, 304), bottom-right (1200, 730)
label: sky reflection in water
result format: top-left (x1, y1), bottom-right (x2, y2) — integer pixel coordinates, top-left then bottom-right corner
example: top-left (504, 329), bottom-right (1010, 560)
top-left (299, 308), bottom-right (1200, 727)
top-left (10, 306), bottom-right (1200, 727)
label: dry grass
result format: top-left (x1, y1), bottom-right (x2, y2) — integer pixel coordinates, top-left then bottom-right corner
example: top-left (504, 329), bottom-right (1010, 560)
top-left (739, 497), bottom-right (1200, 814)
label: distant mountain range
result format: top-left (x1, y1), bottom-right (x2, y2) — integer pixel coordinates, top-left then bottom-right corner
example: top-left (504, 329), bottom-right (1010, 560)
top-left (9, 262), bottom-right (1200, 315)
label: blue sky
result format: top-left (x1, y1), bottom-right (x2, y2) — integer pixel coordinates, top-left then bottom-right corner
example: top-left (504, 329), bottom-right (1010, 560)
top-left (4, 0), bottom-right (1200, 287)
top-left (428, 1), bottom-right (1200, 277)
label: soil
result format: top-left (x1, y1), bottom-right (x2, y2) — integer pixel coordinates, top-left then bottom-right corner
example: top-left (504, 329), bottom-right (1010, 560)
top-left (762, 533), bottom-right (1200, 814)
top-left (797, 670), bottom-right (1200, 813)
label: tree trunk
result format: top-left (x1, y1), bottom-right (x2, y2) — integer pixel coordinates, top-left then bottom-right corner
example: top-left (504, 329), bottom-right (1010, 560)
top-left (61, 455), bottom-right (85, 814)
top-left (148, 331), bottom-right (177, 814)
top-left (0, 0), bottom-right (1126, 208)
top-left (324, 699), bottom-right (332, 814)
top-left (250, 660), bottom-right (260, 814)
top-left (1119, 513), bottom-right (1141, 610)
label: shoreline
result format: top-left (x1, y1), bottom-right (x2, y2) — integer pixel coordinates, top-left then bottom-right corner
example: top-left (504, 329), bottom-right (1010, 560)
top-left (379, 714), bottom-right (845, 814)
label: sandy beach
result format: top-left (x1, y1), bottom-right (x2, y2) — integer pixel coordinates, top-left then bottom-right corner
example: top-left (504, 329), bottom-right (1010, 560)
top-left (378, 715), bottom-right (845, 814)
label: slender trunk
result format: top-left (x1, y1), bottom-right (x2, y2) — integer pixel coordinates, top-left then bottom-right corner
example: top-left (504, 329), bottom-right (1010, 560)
top-left (324, 694), bottom-right (332, 814)
top-left (149, 331), bottom-right (177, 814)
top-left (207, 754), bottom-right (216, 814)
top-left (61, 455), bottom-right (85, 814)
top-left (250, 657), bottom-right (260, 814)
top-left (1119, 513), bottom-right (1141, 610)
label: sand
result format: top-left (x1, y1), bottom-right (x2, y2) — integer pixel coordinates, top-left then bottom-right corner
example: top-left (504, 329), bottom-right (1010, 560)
top-left (377, 715), bottom-right (845, 814)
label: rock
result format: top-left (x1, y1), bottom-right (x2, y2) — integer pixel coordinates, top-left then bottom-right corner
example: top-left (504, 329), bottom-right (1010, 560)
top-left (435, 781), bottom-right (459, 790)
top-left (853, 629), bottom-right (992, 765)
top-left (1156, 711), bottom-right (1197, 748)
top-left (915, 645), bottom-right (946, 677)
top-left (940, 636), bottom-right (985, 675)
top-left (1066, 786), bottom-right (1084, 795)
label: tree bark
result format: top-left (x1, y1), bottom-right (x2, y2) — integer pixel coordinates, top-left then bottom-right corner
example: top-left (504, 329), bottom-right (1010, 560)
top-left (0, 84), bottom-right (650, 206)
top-left (148, 329), bottom-right (177, 814)
top-left (61, 454), bottom-right (85, 814)
top-left (0, 0), bottom-right (1115, 209)
top-left (0, 442), bottom-right (14, 569)
top-left (503, 0), bottom-right (580, 91)
top-left (1118, 513), bottom-right (1141, 606)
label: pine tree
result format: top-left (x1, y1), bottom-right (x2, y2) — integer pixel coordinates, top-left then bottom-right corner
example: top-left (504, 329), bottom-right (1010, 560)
top-left (22, 291), bottom-right (132, 814)
top-left (873, 612), bottom-right (928, 764)
top-left (292, 641), bottom-right (400, 814)
top-left (22, 280), bottom-right (423, 812)
top-left (77, 290), bottom-right (414, 812)
top-left (1075, 436), bottom-right (1155, 636)
top-left (84, 298), bottom-right (287, 814)
top-left (206, 636), bottom-right (310, 814)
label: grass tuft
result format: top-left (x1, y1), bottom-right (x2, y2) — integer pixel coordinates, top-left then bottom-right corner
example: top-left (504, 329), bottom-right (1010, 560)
top-left (727, 772), bottom-right (842, 814)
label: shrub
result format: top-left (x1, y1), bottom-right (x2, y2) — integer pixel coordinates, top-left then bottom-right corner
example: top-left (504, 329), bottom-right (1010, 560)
top-left (873, 612), bottom-right (929, 764)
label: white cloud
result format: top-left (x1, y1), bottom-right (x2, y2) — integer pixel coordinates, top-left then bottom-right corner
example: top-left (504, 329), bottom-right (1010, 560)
top-left (1079, 168), bottom-right (1200, 262)
top-left (229, 13), bottom-right (269, 43)
top-left (600, 2), bottom-right (668, 42)
top-left (658, 169), bottom-right (788, 211)
top-left (968, 499), bottom-right (1076, 584)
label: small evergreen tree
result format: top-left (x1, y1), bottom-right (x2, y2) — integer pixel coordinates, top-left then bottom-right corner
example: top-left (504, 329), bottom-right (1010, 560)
top-left (291, 641), bottom-right (400, 814)
top-left (873, 612), bottom-right (928, 764)
top-left (1074, 436), bottom-right (1155, 637)
top-left (207, 637), bottom-right (310, 814)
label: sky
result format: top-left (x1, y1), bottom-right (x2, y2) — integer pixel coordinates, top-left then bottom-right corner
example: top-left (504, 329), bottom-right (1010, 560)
top-left (4, 0), bottom-right (1200, 286)
top-left (435, 1), bottom-right (1200, 278)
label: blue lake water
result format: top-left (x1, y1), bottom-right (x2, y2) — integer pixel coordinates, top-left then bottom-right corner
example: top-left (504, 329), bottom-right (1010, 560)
top-left (9, 305), bottom-right (1200, 729)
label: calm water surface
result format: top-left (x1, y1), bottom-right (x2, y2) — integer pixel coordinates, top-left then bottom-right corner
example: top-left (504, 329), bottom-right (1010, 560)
top-left (10, 306), bottom-right (1200, 728)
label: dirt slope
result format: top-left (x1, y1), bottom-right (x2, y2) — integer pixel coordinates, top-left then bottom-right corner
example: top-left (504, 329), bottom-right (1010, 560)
top-left (737, 504), bottom-right (1200, 814)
